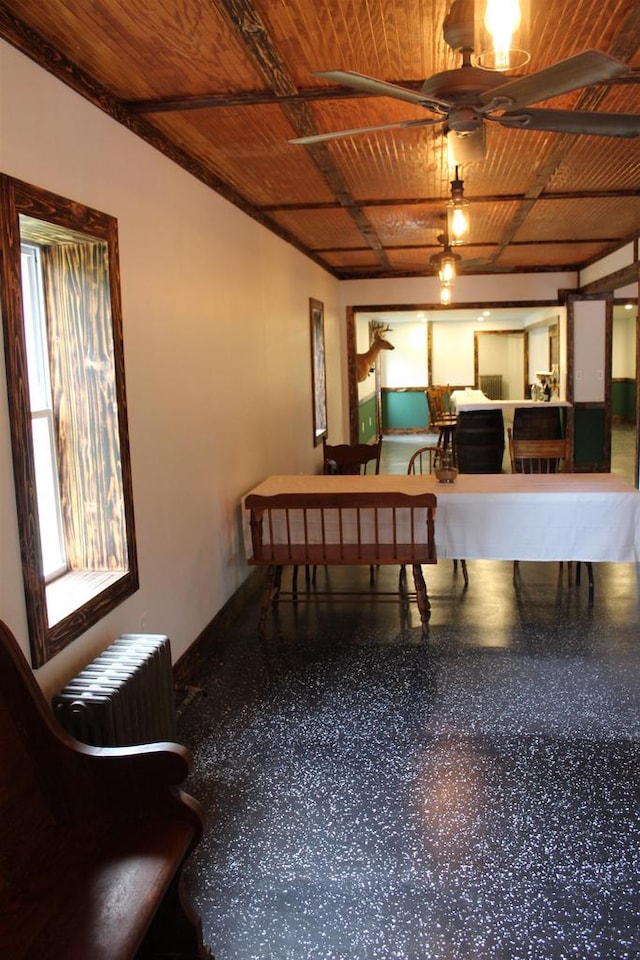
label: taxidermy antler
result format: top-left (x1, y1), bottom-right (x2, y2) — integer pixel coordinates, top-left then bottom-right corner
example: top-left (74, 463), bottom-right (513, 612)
top-left (356, 325), bottom-right (395, 382)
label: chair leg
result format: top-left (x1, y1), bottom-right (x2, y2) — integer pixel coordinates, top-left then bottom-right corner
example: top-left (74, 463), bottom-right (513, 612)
top-left (512, 559), bottom-right (519, 584)
top-left (411, 563), bottom-right (431, 639)
top-left (576, 561), bottom-right (595, 604)
top-left (452, 559), bottom-right (469, 585)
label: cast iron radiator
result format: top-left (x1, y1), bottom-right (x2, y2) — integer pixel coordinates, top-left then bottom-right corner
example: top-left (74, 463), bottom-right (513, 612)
top-left (52, 633), bottom-right (177, 746)
top-left (479, 374), bottom-right (503, 400)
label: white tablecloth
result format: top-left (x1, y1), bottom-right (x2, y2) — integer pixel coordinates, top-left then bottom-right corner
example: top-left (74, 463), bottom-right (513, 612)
top-left (243, 474), bottom-right (640, 564)
top-left (450, 388), bottom-right (490, 408)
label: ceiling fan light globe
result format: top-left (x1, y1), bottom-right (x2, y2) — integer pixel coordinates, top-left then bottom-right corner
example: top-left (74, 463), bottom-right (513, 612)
top-left (475, 47), bottom-right (531, 70)
top-left (475, 0), bottom-right (530, 72)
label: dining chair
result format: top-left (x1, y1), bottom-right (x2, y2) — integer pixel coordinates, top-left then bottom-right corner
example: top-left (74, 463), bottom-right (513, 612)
top-left (293, 437), bottom-right (383, 595)
top-left (507, 428), bottom-right (594, 600)
top-left (405, 445), bottom-right (468, 586)
top-left (425, 386), bottom-right (457, 467)
top-left (322, 437), bottom-right (382, 475)
top-left (511, 405), bottom-right (563, 441)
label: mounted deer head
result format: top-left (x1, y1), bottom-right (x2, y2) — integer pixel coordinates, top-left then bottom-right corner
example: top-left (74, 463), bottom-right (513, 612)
top-left (356, 326), bottom-right (395, 382)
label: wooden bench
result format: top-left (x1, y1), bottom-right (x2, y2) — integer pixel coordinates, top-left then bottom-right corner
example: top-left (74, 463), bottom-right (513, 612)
top-left (0, 619), bottom-right (211, 960)
top-left (246, 488), bottom-right (437, 637)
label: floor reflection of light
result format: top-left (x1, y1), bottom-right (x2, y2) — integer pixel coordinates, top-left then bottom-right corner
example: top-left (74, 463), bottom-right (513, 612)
top-left (415, 739), bottom-right (496, 859)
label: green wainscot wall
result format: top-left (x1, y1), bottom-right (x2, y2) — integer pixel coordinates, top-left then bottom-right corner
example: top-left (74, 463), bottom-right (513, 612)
top-left (382, 391), bottom-right (429, 430)
top-left (358, 394), bottom-right (378, 443)
top-left (612, 379), bottom-right (636, 422)
top-left (574, 407), bottom-right (606, 467)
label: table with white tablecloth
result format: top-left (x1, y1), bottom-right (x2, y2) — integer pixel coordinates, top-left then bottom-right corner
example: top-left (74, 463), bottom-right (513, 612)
top-left (243, 473), bottom-right (639, 564)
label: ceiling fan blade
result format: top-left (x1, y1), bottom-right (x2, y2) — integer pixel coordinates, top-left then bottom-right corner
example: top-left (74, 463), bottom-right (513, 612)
top-left (479, 50), bottom-right (630, 111)
top-left (314, 70), bottom-right (452, 112)
top-left (493, 107), bottom-right (640, 137)
top-left (290, 117), bottom-right (444, 146)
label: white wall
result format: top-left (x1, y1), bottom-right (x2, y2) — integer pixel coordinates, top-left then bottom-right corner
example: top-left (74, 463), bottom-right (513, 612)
top-left (613, 311), bottom-right (636, 379)
top-left (340, 272), bottom-right (579, 312)
top-left (383, 322), bottom-right (428, 387)
top-left (0, 40), bottom-right (342, 693)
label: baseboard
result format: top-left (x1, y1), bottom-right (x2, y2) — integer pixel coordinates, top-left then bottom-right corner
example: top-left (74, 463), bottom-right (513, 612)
top-left (173, 569), bottom-right (263, 689)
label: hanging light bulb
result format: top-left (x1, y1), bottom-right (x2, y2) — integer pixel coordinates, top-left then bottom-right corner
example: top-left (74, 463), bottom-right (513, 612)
top-left (476, 0), bottom-right (530, 71)
top-left (446, 167), bottom-right (470, 246)
top-left (438, 254), bottom-right (457, 286)
top-left (440, 284), bottom-right (453, 305)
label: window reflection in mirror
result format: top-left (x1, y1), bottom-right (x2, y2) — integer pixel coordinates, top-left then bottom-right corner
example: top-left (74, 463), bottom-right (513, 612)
top-left (0, 176), bottom-right (138, 667)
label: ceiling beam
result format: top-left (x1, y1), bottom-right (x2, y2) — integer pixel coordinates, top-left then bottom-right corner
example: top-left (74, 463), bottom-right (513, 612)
top-left (126, 74), bottom-right (640, 115)
top-left (211, 0), bottom-right (391, 269)
top-left (125, 82), bottom-right (427, 114)
top-left (262, 189), bottom-right (640, 213)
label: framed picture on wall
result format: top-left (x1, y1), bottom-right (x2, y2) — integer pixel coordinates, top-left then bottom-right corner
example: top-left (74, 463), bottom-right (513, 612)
top-left (310, 297), bottom-right (328, 446)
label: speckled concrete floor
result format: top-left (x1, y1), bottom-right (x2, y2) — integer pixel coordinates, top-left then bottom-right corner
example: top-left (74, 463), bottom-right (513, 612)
top-left (179, 548), bottom-right (640, 960)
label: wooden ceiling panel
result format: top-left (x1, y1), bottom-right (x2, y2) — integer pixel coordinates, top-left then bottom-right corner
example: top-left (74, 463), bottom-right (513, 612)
top-left (321, 249), bottom-right (385, 269)
top-left (295, 101), bottom-right (450, 200)
top-left (269, 208), bottom-right (372, 250)
top-left (466, 201), bottom-right (523, 244)
top-left (1, 0), bottom-right (638, 279)
top-left (468, 127), bottom-right (566, 195)
top-left (386, 248), bottom-right (438, 273)
top-left (496, 242), bottom-right (608, 269)
top-left (529, 0), bottom-right (634, 63)
top-left (362, 204), bottom-right (447, 244)
top-left (2, 0), bottom-right (264, 99)
top-left (457, 246), bottom-right (504, 272)
top-left (546, 137), bottom-right (640, 193)
top-left (149, 106), bottom-right (336, 205)
top-left (253, 0), bottom-right (450, 87)
top-left (515, 197), bottom-right (640, 243)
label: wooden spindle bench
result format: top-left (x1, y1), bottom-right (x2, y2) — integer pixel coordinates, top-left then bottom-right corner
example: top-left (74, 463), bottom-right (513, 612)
top-left (245, 483), bottom-right (438, 637)
top-left (0, 618), bottom-right (211, 960)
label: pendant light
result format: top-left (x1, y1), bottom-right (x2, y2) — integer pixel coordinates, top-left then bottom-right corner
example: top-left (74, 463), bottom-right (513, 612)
top-left (431, 232), bottom-right (461, 305)
top-left (446, 167), bottom-right (470, 246)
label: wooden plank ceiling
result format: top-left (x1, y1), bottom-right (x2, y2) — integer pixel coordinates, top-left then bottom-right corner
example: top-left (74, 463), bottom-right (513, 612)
top-left (1, 0), bottom-right (639, 279)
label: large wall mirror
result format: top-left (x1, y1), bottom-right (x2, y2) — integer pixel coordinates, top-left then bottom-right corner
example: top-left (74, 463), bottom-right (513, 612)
top-left (0, 175), bottom-right (138, 667)
top-left (474, 329), bottom-right (529, 400)
top-left (346, 302), bottom-right (562, 442)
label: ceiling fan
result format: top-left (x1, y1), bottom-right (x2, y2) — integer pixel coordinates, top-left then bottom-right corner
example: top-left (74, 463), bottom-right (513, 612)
top-left (290, 0), bottom-right (640, 155)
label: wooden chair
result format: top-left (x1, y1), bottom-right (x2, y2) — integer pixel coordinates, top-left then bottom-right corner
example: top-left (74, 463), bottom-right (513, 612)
top-left (405, 445), bottom-right (468, 586)
top-left (507, 429), bottom-right (594, 600)
top-left (406, 444), bottom-right (436, 476)
top-left (322, 437), bottom-right (382, 475)
top-left (0, 618), bottom-right (208, 959)
top-left (293, 438), bottom-right (383, 593)
top-left (425, 386), bottom-right (457, 467)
